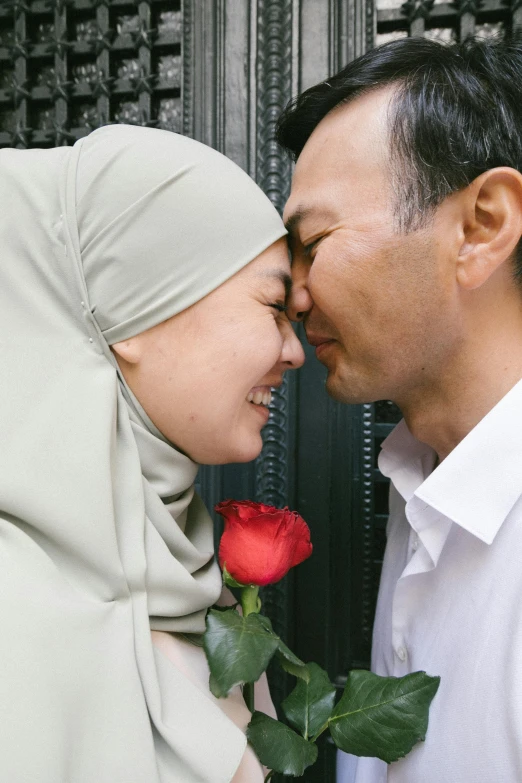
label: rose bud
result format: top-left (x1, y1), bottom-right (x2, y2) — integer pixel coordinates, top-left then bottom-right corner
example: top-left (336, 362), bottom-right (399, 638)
top-left (215, 500), bottom-right (313, 587)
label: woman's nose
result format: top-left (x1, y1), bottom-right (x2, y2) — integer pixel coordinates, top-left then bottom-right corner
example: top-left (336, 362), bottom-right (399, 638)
top-left (287, 260), bottom-right (313, 322)
top-left (280, 319), bottom-right (305, 370)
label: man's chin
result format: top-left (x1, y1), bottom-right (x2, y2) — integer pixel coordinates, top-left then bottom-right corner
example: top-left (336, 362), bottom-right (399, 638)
top-left (324, 371), bottom-right (380, 406)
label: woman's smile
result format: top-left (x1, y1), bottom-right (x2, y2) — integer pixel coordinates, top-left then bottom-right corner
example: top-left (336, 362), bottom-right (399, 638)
top-left (246, 386), bottom-right (273, 406)
top-left (246, 385), bottom-right (273, 423)
top-left (249, 400), bottom-right (271, 421)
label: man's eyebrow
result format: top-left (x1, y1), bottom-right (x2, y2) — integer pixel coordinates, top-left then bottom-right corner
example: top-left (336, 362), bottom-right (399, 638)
top-left (257, 269), bottom-right (293, 298)
top-left (284, 208), bottom-right (310, 234)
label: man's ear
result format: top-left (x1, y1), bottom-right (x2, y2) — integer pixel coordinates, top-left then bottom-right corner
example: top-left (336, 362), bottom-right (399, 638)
top-left (456, 167), bottom-right (522, 290)
top-left (110, 336), bottom-right (143, 365)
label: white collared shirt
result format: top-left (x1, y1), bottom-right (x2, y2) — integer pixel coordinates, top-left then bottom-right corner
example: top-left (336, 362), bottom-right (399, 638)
top-left (340, 378), bottom-right (522, 783)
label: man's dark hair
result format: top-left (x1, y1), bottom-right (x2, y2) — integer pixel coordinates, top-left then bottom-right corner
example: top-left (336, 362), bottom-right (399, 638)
top-left (276, 36), bottom-right (522, 278)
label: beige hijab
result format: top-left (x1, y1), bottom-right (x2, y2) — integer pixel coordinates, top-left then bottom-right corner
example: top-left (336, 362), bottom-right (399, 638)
top-left (0, 125), bottom-right (286, 782)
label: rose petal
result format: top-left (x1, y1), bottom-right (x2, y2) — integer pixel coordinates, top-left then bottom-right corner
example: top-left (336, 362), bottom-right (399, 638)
top-left (217, 502), bottom-right (312, 587)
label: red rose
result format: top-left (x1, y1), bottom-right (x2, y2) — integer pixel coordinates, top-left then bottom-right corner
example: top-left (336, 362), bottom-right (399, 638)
top-left (215, 500), bottom-right (313, 587)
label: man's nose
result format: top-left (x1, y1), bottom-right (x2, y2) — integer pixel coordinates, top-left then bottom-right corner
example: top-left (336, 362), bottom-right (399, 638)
top-left (288, 259), bottom-right (313, 322)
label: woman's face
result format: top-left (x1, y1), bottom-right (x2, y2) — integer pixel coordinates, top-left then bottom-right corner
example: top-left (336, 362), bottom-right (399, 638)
top-left (112, 239), bottom-right (305, 464)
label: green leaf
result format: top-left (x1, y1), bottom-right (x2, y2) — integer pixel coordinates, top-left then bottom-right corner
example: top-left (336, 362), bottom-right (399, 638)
top-left (254, 613), bottom-right (276, 633)
top-left (222, 566), bottom-right (246, 589)
top-left (209, 672), bottom-right (221, 699)
top-left (276, 641), bottom-right (310, 683)
top-left (247, 711), bottom-right (318, 777)
top-left (282, 662), bottom-right (336, 739)
top-left (329, 669), bottom-right (441, 763)
top-left (203, 609), bottom-right (279, 697)
top-left (254, 615), bottom-right (310, 683)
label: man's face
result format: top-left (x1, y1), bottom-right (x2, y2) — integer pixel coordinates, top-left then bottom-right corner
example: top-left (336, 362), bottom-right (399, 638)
top-left (284, 87), bottom-right (462, 407)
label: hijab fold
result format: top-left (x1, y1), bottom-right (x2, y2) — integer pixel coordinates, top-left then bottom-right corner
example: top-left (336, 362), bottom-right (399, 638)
top-left (0, 125), bottom-right (286, 782)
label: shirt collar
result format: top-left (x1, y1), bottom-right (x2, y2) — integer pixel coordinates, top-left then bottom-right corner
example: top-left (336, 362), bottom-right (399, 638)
top-left (379, 377), bottom-right (522, 545)
top-left (378, 419), bottom-right (437, 503)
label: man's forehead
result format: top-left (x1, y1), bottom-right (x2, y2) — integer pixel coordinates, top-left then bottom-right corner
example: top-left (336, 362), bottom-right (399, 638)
top-left (293, 89), bottom-right (390, 174)
top-left (284, 90), bottom-right (393, 233)
top-left (306, 85), bottom-right (392, 151)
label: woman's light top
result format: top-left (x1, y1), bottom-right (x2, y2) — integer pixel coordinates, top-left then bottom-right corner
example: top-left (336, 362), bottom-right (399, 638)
top-left (0, 125), bottom-right (286, 783)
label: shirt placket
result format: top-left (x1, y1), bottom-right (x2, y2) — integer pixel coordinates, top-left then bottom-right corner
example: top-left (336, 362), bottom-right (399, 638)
top-left (390, 499), bottom-right (451, 674)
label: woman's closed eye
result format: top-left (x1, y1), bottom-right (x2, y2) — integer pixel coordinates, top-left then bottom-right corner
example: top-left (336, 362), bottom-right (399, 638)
top-left (270, 302), bottom-right (289, 314)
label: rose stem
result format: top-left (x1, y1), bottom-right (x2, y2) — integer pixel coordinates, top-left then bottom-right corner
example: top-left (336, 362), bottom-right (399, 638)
top-left (241, 585), bottom-right (260, 617)
top-left (241, 585), bottom-right (260, 713)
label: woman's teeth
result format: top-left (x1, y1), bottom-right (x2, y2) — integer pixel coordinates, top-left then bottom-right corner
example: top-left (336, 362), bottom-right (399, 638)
top-left (246, 389), bottom-right (272, 406)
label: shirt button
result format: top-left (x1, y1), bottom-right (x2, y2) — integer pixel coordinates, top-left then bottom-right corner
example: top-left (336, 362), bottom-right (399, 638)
top-left (411, 536), bottom-right (419, 551)
top-left (396, 646), bottom-right (407, 661)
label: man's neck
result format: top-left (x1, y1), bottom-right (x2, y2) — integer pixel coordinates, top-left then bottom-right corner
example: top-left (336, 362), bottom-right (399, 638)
top-left (398, 334), bottom-right (522, 463)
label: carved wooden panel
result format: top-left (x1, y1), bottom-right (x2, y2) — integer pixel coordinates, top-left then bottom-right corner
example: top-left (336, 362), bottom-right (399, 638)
top-left (0, 0), bottom-right (182, 150)
top-left (377, 0), bottom-right (522, 43)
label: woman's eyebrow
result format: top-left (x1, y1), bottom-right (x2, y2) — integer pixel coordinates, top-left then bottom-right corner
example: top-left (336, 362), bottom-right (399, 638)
top-left (257, 269), bottom-right (293, 298)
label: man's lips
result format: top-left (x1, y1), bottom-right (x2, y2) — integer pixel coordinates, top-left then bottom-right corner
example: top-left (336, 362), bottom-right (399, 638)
top-left (306, 333), bottom-right (335, 349)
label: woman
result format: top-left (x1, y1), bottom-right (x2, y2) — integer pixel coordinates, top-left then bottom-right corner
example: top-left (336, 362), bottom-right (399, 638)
top-left (0, 124), bottom-right (304, 782)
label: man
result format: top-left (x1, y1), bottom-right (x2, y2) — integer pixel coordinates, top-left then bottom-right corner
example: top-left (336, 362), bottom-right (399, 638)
top-left (279, 36), bottom-right (522, 782)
